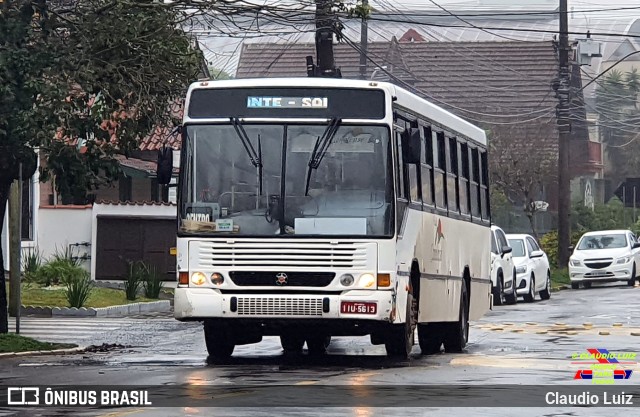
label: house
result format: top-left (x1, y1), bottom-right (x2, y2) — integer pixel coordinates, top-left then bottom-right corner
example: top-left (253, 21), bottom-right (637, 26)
top-left (234, 37), bottom-right (602, 232)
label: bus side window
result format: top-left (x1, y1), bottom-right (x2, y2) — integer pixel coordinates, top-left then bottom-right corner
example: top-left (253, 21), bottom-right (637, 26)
top-left (395, 128), bottom-right (408, 200)
top-left (480, 150), bottom-right (490, 221)
top-left (446, 136), bottom-right (459, 213)
top-left (470, 147), bottom-right (481, 218)
top-left (459, 141), bottom-right (470, 216)
top-left (407, 123), bottom-right (421, 204)
top-left (434, 131), bottom-right (447, 210)
top-left (421, 126), bottom-right (434, 206)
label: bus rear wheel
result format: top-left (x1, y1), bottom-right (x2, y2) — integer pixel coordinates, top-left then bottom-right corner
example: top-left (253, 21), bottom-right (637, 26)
top-left (280, 334), bottom-right (305, 355)
top-left (417, 323), bottom-right (442, 355)
top-left (204, 320), bottom-right (235, 359)
top-left (384, 293), bottom-right (416, 358)
top-left (443, 282), bottom-right (469, 353)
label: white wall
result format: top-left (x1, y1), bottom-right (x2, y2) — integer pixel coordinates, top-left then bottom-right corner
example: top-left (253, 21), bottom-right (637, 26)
top-left (38, 206), bottom-right (93, 270)
top-left (91, 203), bottom-right (177, 280)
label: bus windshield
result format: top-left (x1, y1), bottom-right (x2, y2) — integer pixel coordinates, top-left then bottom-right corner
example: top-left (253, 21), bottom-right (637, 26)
top-left (179, 123), bottom-right (394, 237)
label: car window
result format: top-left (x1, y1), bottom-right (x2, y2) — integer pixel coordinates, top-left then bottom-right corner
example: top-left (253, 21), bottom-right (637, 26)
top-left (496, 229), bottom-right (508, 248)
top-left (491, 232), bottom-right (498, 254)
top-left (525, 238), bottom-right (534, 253)
top-left (508, 239), bottom-right (526, 257)
top-left (577, 234), bottom-right (627, 250)
top-left (526, 237), bottom-right (540, 252)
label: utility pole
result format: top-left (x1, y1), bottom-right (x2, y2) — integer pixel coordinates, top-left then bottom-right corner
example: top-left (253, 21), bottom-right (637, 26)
top-left (359, 0), bottom-right (369, 79)
top-left (555, 0), bottom-right (571, 268)
top-left (8, 164), bottom-right (22, 333)
top-left (307, 0), bottom-right (341, 78)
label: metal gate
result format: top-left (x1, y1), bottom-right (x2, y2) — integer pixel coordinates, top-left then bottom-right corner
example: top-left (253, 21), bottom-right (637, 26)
top-left (95, 216), bottom-right (176, 281)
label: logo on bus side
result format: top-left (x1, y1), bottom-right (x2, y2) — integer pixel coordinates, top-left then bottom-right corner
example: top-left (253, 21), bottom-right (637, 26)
top-left (435, 219), bottom-right (445, 245)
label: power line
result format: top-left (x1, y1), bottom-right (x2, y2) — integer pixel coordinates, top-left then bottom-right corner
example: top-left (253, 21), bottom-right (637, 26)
top-left (374, 5), bottom-right (640, 18)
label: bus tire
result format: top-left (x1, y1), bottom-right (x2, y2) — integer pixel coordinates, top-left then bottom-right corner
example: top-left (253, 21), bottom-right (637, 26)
top-left (417, 323), bottom-right (442, 355)
top-left (443, 282), bottom-right (469, 353)
top-left (306, 336), bottom-right (331, 355)
top-left (492, 274), bottom-right (503, 306)
top-left (280, 334), bottom-right (305, 355)
top-left (204, 320), bottom-right (235, 359)
top-left (384, 293), bottom-right (416, 358)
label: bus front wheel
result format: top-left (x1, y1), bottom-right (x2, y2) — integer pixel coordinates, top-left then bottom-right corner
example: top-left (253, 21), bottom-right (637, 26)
top-left (204, 320), bottom-right (235, 359)
top-left (384, 293), bottom-right (416, 358)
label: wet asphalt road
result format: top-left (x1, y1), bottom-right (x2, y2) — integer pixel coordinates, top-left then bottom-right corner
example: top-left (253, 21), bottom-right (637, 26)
top-left (1, 283), bottom-right (640, 416)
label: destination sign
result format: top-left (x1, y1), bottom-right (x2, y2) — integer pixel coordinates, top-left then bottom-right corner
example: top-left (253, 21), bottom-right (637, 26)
top-left (247, 96), bottom-right (328, 109)
top-left (188, 87), bottom-right (385, 119)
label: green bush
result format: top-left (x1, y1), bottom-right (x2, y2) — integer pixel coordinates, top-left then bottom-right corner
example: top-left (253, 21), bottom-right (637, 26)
top-left (64, 269), bottom-right (94, 308)
top-left (124, 261), bottom-right (145, 301)
top-left (22, 247), bottom-right (43, 284)
top-left (142, 265), bottom-right (164, 299)
top-left (540, 230), bottom-right (583, 268)
top-left (36, 259), bottom-right (85, 287)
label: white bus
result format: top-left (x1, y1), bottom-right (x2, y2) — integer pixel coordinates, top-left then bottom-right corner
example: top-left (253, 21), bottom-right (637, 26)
top-left (174, 77), bottom-right (492, 359)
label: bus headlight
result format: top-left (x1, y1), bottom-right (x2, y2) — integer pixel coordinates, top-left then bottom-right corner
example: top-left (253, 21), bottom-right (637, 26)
top-left (358, 273), bottom-right (376, 288)
top-left (211, 273), bottom-right (224, 285)
top-left (191, 272), bottom-right (207, 286)
top-left (340, 274), bottom-right (355, 286)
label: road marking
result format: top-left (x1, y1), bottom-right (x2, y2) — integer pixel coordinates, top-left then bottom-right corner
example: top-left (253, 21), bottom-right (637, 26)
top-left (295, 380), bottom-right (320, 385)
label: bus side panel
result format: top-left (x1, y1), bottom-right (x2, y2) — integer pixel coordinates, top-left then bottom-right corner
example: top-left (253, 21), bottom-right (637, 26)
top-left (397, 208), bottom-right (490, 323)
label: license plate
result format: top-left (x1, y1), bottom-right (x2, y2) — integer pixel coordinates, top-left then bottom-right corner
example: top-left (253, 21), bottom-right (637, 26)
top-left (591, 270), bottom-right (606, 276)
top-left (340, 301), bottom-right (377, 315)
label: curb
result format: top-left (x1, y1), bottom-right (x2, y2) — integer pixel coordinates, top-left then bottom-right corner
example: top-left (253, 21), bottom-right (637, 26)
top-left (0, 346), bottom-right (86, 359)
top-left (21, 300), bottom-right (171, 318)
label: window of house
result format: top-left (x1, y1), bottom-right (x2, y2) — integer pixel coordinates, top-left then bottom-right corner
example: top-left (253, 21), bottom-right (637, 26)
top-left (446, 136), bottom-right (459, 213)
top-left (459, 142), bottom-right (470, 215)
top-left (434, 131), bottom-right (447, 209)
top-left (421, 125), bottom-right (434, 206)
top-left (21, 176), bottom-right (34, 241)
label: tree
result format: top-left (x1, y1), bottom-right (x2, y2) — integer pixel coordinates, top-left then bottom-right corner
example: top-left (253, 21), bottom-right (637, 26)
top-left (595, 69), bottom-right (640, 187)
top-left (489, 136), bottom-right (553, 241)
top-left (0, 0), bottom-right (370, 332)
top-left (0, 0), bottom-right (203, 333)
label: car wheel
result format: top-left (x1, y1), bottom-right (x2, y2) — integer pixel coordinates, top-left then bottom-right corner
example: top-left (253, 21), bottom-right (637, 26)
top-left (627, 264), bottom-right (636, 287)
top-left (583, 282), bottom-right (592, 289)
top-left (571, 282), bottom-right (580, 290)
top-left (523, 274), bottom-right (535, 303)
top-left (539, 272), bottom-right (551, 300)
top-left (492, 274), bottom-right (503, 306)
top-left (503, 270), bottom-right (518, 305)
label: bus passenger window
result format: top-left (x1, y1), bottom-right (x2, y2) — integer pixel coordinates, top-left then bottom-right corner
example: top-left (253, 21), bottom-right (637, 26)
top-left (408, 164), bottom-right (421, 203)
top-left (459, 142), bottom-right (470, 215)
top-left (447, 137), bottom-right (459, 213)
top-left (395, 130), bottom-right (408, 200)
top-left (470, 147), bottom-right (481, 217)
top-left (434, 131), bottom-right (447, 209)
top-left (480, 150), bottom-right (490, 220)
top-left (421, 126), bottom-right (434, 205)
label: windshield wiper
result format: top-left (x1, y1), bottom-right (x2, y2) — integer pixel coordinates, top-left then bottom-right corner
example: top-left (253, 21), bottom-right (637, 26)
top-left (304, 117), bottom-right (342, 196)
top-left (230, 117), bottom-right (263, 195)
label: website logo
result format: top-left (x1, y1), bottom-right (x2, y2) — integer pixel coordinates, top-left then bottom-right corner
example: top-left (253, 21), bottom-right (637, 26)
top-left (7, 387), bottom-right (40, 405)
top-left (572, 348), bottom-right (635, 384)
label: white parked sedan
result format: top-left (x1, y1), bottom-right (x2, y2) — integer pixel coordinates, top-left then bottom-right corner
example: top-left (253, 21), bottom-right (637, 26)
top-left (569, 230), bottom-right (640, 289)
top-left (506, 234), bottom-right (551, 302)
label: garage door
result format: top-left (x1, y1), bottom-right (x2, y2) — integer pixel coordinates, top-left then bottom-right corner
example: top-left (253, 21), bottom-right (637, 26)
top-left (95, 216), bottom-right (176, 281)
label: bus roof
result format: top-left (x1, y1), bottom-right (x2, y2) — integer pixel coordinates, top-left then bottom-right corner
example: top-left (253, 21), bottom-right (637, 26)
top-left (186, 77), bottom-right (487, 146)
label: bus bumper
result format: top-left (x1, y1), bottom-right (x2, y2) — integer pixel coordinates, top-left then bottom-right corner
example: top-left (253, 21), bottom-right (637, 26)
top-left (174, 287), bottom-right (394, 322)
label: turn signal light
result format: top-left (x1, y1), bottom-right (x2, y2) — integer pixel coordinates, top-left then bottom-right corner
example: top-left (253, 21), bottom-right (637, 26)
top-left (377, 273), bottom-right (391, 287)
top-left (178, 272), bottom-right (189, 286)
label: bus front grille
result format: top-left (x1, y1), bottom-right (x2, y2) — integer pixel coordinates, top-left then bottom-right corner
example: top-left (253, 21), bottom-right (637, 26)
top-left (236, 297), bottom-right (324, 316)
top-left (197, 241), bottom-right (369, 269)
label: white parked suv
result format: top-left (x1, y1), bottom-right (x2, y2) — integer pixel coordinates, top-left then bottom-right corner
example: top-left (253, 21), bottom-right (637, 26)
top-left (506, 234), bottom-right (551, 302)
top-left (490, 225), bottom-right (517, 305)
top-left (569, 230), bottom-right (640, 289)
